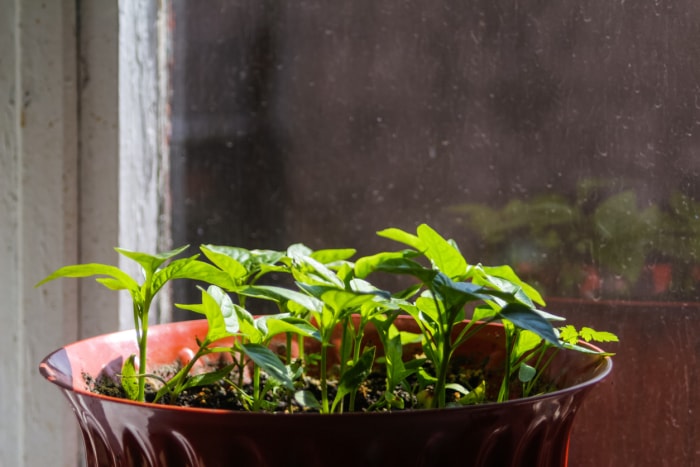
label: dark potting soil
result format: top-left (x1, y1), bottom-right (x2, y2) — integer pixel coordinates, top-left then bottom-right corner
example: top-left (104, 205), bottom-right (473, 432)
top-left (84, 355), bottom-right (553, 413)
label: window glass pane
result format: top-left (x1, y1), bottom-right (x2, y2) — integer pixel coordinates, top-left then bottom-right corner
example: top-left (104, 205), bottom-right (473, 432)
top-left (170, 1), bottom-right (700, 305)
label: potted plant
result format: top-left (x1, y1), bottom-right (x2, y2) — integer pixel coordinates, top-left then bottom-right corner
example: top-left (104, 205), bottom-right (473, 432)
top-left (39, 224), bottom-right (615, 467)
top-left (448, 179), bottom-right (663, 299)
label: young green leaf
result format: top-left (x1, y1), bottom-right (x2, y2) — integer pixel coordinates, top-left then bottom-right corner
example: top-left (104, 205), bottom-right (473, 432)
top-left (579, 327), bottom-right (619, 343)
top-left (176, 285), bottom-right (238, 342)
top-left (451, 380), bottom-right (487, 406)
top-left (240, 343), bottom-right (294, 390)
top-left (518, 362), bottom-right (537, 383)
top-left (289, 251), bottom-right (345, 288)
top-left (310, 248), bottom-right (357, 264)
top-left (294, 390), bottom-right (322, 410)
top-left (120, 354), bottom-right (140, 401)
top-left (152, 256), bottom-right (236, 293)
top-left (513, 329), bottom-right (543, 361)
top-left (237, 284), bottom-right (324, 314)
top-left (332, 346), bottom-right (376, 412)
top-left (416, 223), bottom-right (468, 280)
top-left (376, 227), bottom-right (424, 251)
top-left (257, 316), bottom-right (321, 342)
top-left (116, 245), bottom-right (189, 277)
top-left (35, 263), bottom-right (139, 292)
top-left (200, 245), bottom-right (248, 281)
top-left (559, 324), bottom-right (580, 345)
top-left (499, 303), bottom-right (560, 347)
top-left (479, 264), bottom-right (546, 307)
top-left (354, 252), bottom-right (436, 283)
top-left (180, 364), bottom-right (236, 392)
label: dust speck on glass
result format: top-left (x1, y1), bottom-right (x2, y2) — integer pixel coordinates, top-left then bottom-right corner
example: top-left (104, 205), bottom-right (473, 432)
top-left (170, 0), bottom-right (700, 310)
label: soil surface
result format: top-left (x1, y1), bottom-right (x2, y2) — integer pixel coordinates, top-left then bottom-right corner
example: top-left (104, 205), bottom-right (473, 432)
top-left (85, 354), bottom-right (555, 413)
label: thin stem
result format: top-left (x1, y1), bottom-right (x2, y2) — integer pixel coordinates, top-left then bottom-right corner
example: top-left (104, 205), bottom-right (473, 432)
top-left (433, 339), bottom-right (452, 409)
top-left (498, 328), bottom-right (515, 402)
top-left (298, 335), bottom-right (305, 361)
top-left (154, 344), bottom-right (211, 403)
top-left (252, 365), bottom-right (262, 411)
top-left (285, 332), bottom-right (293, 364)
top-left (137, 296), bottom-right (152, 402)
top-left (348, 318), bottom-right (366, 412)
top-left (525, 347), bottom-right (559, 396)
top-left (320, 342), bottom-right (329, 413)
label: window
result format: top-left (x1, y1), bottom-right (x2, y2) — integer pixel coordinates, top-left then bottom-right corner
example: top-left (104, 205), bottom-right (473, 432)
top-left (168, 2), bottom-right (700, 466)
top-left (171, 1), bottom-right (700, 303)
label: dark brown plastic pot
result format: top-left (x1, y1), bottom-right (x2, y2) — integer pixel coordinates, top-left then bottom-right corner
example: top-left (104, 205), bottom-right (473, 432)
top-left (40, 316), bottom-right (611, 467)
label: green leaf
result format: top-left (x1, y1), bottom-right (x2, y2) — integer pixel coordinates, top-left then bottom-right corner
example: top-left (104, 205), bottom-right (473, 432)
top-left (579, 327), bottom-right (619, 343)
top-left (354, 252), bottom-right (436, 284)
top-left (472, 305), bottom-right (498, 321)
top-left (238, 285), bottom-right (324, 313)
top-left (238, 313), bottom-right (263, 344)
top-left (559, 324), bottom-right (579, 345)
top-left (95, 277), bottom-right (132, 291)
top-left (180, 364), bottom-right (236, 391)
top-left (452, 380), bottom-right (486, 405)
top-left (558, 325), bottom-right (619, 346)
top-left (240, 343), bottom-right (294, 390)
top-left (247, 249), bottom-right (287, 268)
top-left (294, 390), bottom-right (322, 410)
top-left (332, 346), bottom-right (376, 412)
top-left (445, 382), bottom-right (470, 395)
top-left (200, 245), bottom-right (248, 280)
top-left (116, 245), bottom-right (189, 276)
top-left (120, 354), bottom-right (140, 401)
top-left (562, 341), bottom-right (616, 356)
top-left (290, 250), bottom-right (345, 288)
top-left (417, 224), bottom-right (468, 280)
top-left (202, 245), bottom-right (286, 280)
top-left (479, 264), bottom-right (546, 307)
top-left (499, 303), bottom-right (560, 347)
top-left (177, 286), bottom-right (238, 342)
top-left (35, 263), bottom-right (139, 292)
top-left (310, 248), bottom-right (357, 264)
top-left (380, 326), bottom-right (421, 389)
top-left (377, 227), bottom-right (425, 251)
top-left (259, 316), bottom-right (321, 341)
top-left (432, 273), bottom-right (493, 310)
top-left (413, 295), bottom-right (441, 326)
top-left (518, 362), bottom-right (537, 383)
top-left (153, 257), bottom-right (236, 293)
top-left (513, 329), bottom-right (543, 361)
top-left (417, 366), bottom-right (438, 385)
top-left (203, 285), bottom-right (239, 340)
top-left (295, 283), bottom-right (379, 316)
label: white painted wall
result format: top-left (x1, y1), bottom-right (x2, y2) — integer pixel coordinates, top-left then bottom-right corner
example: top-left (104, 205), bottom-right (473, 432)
top-left (0, 1), bottom-right (169, 465)
top-left (0, 1), bottom-right (79, 465)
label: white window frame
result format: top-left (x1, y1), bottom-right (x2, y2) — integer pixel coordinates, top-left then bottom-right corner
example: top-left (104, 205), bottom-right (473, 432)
top-left (0, 1), bottom-right (170, 465)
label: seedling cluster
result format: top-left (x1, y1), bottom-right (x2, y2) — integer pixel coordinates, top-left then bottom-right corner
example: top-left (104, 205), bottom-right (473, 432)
top-left (38, 224), bottom-right (616, 413)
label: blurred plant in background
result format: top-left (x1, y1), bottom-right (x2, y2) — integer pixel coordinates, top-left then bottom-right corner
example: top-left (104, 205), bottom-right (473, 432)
top-left (448, 179), bottom-right (700, 301)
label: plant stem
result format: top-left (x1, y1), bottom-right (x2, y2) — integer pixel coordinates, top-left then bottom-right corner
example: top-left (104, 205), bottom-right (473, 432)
top-left (498, 328), bottom-right (515, 402)
top-left (252, 365), bottom-right (262, 411)
top-left (347, 318), bottom-right (366, 412)
top-left (285, 333), bottom-right (293, 364)
top-left (433, 338), bottom-right (451, 409)
top-left (524, 347), bottom-right (559, 396)
top-left (137, 300), bottom-right (151, 403)
top-left (320, 342), bottom-right (329, 413)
